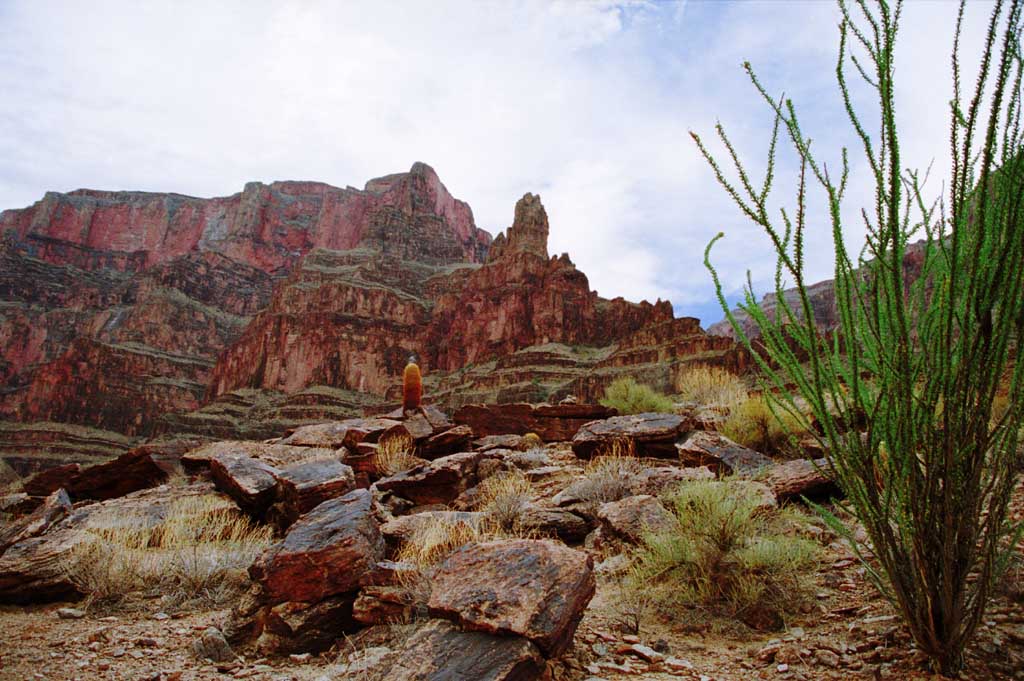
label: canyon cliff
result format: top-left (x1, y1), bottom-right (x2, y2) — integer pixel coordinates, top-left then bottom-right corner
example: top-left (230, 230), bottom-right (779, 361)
top-left (0, 164), bottom-right (743, 476)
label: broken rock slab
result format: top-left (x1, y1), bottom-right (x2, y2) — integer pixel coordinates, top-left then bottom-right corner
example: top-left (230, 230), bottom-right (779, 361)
top-left (455, 402), bottom-right (616, 442)
top-left (249, 488), bottom-right (385, 603)
top-left (428, 538), bottom-right (595, 657)
top-left (675, 430), bottom-right (773, 475)
top-left (360, 619), bottom-right (544, 681)
top-left (596, 494), bottom-right (677, 545)
top-left (571, 413), bottom-right (693, 459)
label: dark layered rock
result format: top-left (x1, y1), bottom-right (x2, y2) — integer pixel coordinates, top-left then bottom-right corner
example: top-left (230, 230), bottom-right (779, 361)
top-left (257, 594), bottom-right (360, 654)
top-left (249, 489), bottom-right (384, 603)
top-left (375, 451), bottom-right (496, 506)
top-left (209, 453), bottom-right (280, 516)
top-left (0, 488), bottom-right (71, 556)
top-left (270, 458), bottom-right (356, 529)
top-left (454, 403), bottom-right (617, 442)
top-left (427, 539), bottom-right (595, 657)
top-left (361, 619), bottom-right (544, 681)
top-left (279, 418), bottom-right (402, 449)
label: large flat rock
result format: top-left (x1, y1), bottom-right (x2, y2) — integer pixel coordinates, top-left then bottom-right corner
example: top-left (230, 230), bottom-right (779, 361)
top-left (362, 619), bottom-right (544, 681)
top-left (571, 412), bottom-right (692, 459)
top-left (428, 539), bottom-right (594, 657)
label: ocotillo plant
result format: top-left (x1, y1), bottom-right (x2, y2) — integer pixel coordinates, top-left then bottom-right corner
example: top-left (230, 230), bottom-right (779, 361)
top-left (403, 357), bottom-right (423, 412)
top-left (696, 0), bottom-right (1024, 674)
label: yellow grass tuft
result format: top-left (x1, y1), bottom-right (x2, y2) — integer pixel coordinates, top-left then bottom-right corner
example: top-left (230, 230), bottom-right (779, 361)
top-left (375, 434), bottom-right (425, 477)
top-left (675, 364), bottom-right (748, 407)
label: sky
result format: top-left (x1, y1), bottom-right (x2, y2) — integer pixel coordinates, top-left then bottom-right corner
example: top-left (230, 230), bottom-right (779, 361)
top-left (0, 0), bottom-right (997, 327)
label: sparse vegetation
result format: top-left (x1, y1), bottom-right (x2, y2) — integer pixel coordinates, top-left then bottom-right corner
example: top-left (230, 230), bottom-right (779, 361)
top-left (624, 479), bottom-right (818, 631)
top-left (477, 470), bottom-right (532, 534)
top-left (698, 0), bottom-right (1024, 671)
top-left (62, 493), bottom-right (273, 610)
top-left (675, 364), bottom-right (748, 407)
top-left (564, 439), bottom-right (642, 506)
top-left (720, 394), bottom-right (806, 457)
top-left (374, 434), bottom-right (424, 476)
top-left (600, 377), bottom-right (674, 415)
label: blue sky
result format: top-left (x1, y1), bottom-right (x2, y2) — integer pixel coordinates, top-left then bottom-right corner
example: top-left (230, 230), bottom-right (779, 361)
top-left (0, 1), bottom-right (994, 327)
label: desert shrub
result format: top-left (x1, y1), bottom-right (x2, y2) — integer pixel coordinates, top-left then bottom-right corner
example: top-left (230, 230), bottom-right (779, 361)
top-left (600, 377), bottom-right (674, 415)
top-left (564, 439), bottom-right (642, 506)
top-left (721, 395), bottom-right (806, 456)
top-left (625, 479), bottom-right (817, 630)
top-left (63, 493), bottom-right (273, 610)
top-left (675, 365), bottom-right (748, 407)
top-left (697, 0), bottom-right (1024, 671)
top-left (375, 434), bottom-right (424, 476)
top-left (520, 432), bottom-right (544, 449)
top-left (477, 470), bottom-right (532, 534)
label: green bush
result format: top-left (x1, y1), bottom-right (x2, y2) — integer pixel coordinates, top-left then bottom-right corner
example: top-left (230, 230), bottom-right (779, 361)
top-left (624, 479), bottom-right (817, 630)
top-left (697, 1), bottom-right (1024, 672)
top-left (600, 377), bottom-right (674, 414)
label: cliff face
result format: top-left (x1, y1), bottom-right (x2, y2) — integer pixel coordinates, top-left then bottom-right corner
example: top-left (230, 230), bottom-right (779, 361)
top-left (0, 164), bottom-right (744, 473)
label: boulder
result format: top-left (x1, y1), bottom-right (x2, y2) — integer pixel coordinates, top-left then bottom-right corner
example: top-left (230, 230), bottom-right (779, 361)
top-left (270, 458), bottom-right (356, 528)
top-left (249, 489), bottom-right (385, 603)
top-left (596, 495), bottom-right (676, 544)
top-left (257, 594), bottom-right (359, 654)
top-left (763, 458), bottom-right (838, 501)
top-left (428, 539), bottom-right (595, 657)
top-left (571, 413), bottom-right (692, 459)
top-left (473, 434), bottom-right (527, 451)
top-left (21, 464), bottom-right (80, 497)
top-left (418, 425), bottom-right (474, 459)
top-left (191, 627), bottom-right (237, 663)
top-left (0, 488), bottom-right (72, 556)
top-left (361, 619), bottom-right (544, 681)
top-left (376, 451), bottom-right (491, 506)
top-left (209, 453), bottom-right (280, 516)
top-left (675, 431), bottom-right (773, 475)
top-left (455, 402), bottom-right (617, 442)
top-left (65, 448), bottom-right (171, 501)
top-left (517, 506), bottom-right (590, 543)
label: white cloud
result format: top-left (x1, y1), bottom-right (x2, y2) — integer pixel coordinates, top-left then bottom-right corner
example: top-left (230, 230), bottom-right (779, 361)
top-left (0, 0), bottom-right (999, 326)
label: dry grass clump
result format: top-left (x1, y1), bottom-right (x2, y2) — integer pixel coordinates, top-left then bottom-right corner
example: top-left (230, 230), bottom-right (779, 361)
top-left (375, 434), bottom-right (425, 476)
top-left (675, 365), bottom-right (748, 407)
top-left (63, 493), bottom-right (273, 610)
top-left (721, 395), bottom-right (807, 457)
top-left (623, 479), bottom-right (818, 631)
top-left (564, 439), bottom-right (642, 506)
top-left (600, 377), bottom-right (675, 415)
top-left (477, 470), bottom-right (532, 534)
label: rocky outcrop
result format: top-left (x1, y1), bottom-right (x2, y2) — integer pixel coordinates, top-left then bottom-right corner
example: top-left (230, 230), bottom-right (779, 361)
top-left (1, 163), bottom-right (748, 480)
top-left (571, 412), bottom-right (694, 459)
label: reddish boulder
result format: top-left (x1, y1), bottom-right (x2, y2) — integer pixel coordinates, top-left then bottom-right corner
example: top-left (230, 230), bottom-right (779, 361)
top-left (249, 489), bottom-right (384, 603)
top-left (0, 488), bottom-right (71, 556)
top-left (417, 424), bottom-right (474, 459)
top-left (361, 619), bottom-right (544, 681)
top-left (375, 451), bottom-right (493, 506)
top-left (270, 459), bottom-right (356, 529)
top-left (428, 539), bottom-right (595, 657)
top-left (21, 464), bottom-right (80, 497)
